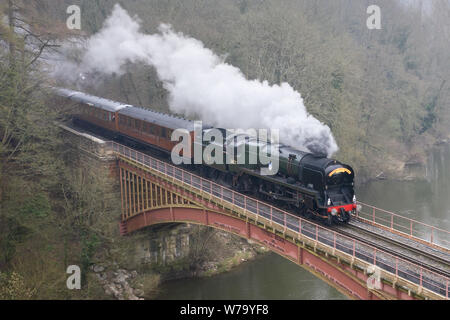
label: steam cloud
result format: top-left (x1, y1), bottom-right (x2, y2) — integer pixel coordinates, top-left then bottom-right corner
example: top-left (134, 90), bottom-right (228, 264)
top-left (54, 4), bottom-right (339, 156)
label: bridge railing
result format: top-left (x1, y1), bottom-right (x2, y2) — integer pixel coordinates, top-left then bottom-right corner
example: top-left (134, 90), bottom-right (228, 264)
top-left (356, 202), bottom-right (450, 251)
top-left (107, 141), bottom-right (449, 299)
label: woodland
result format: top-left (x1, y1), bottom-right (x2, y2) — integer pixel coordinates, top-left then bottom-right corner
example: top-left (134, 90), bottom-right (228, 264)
top-left (1, 0), bottom-right (449, 298)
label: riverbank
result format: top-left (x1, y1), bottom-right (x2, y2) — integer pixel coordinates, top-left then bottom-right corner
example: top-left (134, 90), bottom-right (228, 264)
top-left (356, 135), bottom-right (450, 186)
top-left (88, 224), bottom-right (270, 300)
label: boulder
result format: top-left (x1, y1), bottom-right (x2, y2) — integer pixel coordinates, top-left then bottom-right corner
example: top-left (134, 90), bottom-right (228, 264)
top-left (93, 265), bottom-right (105, 273)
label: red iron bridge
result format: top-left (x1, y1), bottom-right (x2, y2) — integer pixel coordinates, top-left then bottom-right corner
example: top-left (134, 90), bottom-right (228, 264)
top-left (62, 124), bottom-right (450, 300)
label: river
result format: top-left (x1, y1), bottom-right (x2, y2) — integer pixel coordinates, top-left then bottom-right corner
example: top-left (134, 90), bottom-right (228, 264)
top-left (155, 144), bottom-right (450, 300)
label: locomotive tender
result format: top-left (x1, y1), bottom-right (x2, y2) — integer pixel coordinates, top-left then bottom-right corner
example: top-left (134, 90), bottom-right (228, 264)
top-left (54, 87), bottom-right (356, 225)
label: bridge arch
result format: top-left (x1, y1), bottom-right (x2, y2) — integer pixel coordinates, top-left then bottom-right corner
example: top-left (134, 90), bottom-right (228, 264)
top-left (123, 205), bottom-right (387, 300)
top-left (118, 160), bottom-right (396, 300)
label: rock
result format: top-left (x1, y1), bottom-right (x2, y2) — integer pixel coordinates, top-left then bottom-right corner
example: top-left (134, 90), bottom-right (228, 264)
top-left (123, 282), bottom-right (140, 300)
top-left (134, 289), bottom-right (144, 297)
top-left (112, 269), bottom-right (133, 289)
top-left (104, 284), bottom-right (120, 298)
top-left (114, 273), bottom-right (130, 284)
top-left (376, 172), bottom-right (387, 180)
top-left (99, 266), bottom-right (145, 300)
top-left (93, 265), bottom-right (105, 273)
top-left (96, 273), bottom-right (107, 281)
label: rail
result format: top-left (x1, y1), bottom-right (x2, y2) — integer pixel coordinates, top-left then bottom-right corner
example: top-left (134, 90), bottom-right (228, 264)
top-left (356, 202), bottom-right (450, 251)
top-left (107, 141), bottom-right (450, 299)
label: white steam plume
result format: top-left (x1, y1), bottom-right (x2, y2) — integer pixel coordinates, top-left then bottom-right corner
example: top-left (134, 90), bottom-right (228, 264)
top-left (55, 4), bottom-right (339, 156)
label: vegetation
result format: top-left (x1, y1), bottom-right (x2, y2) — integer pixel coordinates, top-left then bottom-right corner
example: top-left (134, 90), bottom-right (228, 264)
top-left (1, 0), bottom-right (450, 299)
top-left (43, 0), bottom-right (450, 181)
top-left (0, 0), bottom-right (121, 299)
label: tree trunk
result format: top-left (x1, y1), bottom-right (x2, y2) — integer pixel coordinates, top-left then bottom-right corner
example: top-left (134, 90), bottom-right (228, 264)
top-left (8, 0), bottom-right (16, 69)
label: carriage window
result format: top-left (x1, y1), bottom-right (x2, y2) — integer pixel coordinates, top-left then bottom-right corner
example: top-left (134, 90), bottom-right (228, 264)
top-left (135, 120), bottom-right (141, 130)
top-left (142, 122), bottom-right (147, 133)
top-left (127, 117), bottom-right (132, 127)
top-left (85, 103), bottom-right (93, 115)
top-left (161, 128), bottom-right (167, 138)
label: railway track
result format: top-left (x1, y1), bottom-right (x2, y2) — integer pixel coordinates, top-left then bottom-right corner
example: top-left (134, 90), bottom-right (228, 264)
top-left (334, 222), bottom-right (450, 278)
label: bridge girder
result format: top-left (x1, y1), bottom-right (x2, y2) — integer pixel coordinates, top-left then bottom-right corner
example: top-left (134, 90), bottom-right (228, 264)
top-left (117, 159), bottom-right (419, 300)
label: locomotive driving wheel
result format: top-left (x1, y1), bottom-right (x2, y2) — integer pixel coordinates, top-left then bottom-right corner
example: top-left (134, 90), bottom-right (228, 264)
top-left (304, 208), bottom-right (313, 219)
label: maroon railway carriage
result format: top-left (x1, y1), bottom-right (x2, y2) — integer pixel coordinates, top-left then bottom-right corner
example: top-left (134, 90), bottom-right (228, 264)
top-left (54, 88), bottom-right (196, 156)
top-left (117, 107), bottom-right (195, 154)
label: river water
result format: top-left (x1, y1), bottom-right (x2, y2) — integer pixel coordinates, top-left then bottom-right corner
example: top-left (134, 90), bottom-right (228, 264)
top-left (155, 144), bottom-right (450, 300)
top-left (358, 144), bottom-right (450, 232)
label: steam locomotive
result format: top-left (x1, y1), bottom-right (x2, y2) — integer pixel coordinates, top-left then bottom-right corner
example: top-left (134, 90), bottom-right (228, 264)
top-left (54, 87), bottom-right (356, 225)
